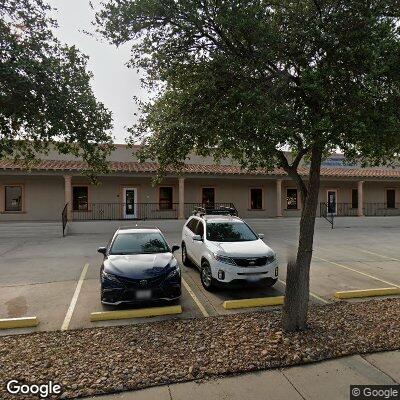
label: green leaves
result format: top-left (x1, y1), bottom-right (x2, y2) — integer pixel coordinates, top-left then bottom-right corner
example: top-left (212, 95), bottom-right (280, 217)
top-left (1, 0), bottom-right (114, 180)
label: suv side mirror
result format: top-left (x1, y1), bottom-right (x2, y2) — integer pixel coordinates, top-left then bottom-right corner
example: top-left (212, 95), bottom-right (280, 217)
top-left (171, 244), bottom-right (180, 253)
top-left (258, 233), bottom-right (265, 239)
top-left (98, 246), bottom-right (107, 255)
top-left (193, 234), bottom-right (202, 241)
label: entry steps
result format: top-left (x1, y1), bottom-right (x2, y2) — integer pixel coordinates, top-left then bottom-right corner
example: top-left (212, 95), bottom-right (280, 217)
top-left (0, 222), bottom-right (62, 238)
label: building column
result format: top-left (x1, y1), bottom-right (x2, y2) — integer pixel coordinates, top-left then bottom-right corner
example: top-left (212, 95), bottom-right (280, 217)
top-left (358, 181), bottom-right (364, 217)
top-left (178, 177), bottom-right (185, 219)
top-left (276, 179), bottom-right (282, 217)
top-left (64, 175), bottom-right (72, 220)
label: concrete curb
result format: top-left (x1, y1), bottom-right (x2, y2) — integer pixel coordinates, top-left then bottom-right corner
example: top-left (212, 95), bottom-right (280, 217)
top-left (0, 316), bottom-right (39, 330)
top-left (334, 287), bottom-right (400, 299)
top-left (90, 305), bottom-right (183, 322)
top-left (223, 296), bottom-right (284, 310)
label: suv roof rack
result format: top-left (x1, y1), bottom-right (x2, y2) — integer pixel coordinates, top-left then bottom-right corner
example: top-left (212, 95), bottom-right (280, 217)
top-left (192, 206), bottom-right (238, 217)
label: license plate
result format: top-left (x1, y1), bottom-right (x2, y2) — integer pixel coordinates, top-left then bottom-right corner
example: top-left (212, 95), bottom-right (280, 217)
top-left (246, 276), bottom-right (261, 282)
top-left (135, 290), bottom-right (152, 299)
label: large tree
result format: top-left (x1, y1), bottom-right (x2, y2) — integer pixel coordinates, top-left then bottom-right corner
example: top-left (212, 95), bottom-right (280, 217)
top-left (1, 0), bottom-right (113, 177)
top-left (97, 1), bottom-right (400, 330)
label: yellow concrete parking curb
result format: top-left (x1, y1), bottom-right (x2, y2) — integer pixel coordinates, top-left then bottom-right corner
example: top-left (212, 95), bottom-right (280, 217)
top-left (223, 296), bottom-right (284, 310)
top-left (334, 287), bottom-right (400, 299)
top-left (0, 317), bottom-right (39, 330)
top-left (90, 305), bottom-right (183, 322)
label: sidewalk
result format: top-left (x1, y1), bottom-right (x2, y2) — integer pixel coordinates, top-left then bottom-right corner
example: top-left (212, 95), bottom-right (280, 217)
top-left (90, 350), bottom-right (400, 400)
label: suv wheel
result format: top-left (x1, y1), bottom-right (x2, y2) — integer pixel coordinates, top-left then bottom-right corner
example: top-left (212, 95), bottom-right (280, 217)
top-left (200, 261), bottom-right (215, 291)
top-left (181, 242), bottom-right (191, 267)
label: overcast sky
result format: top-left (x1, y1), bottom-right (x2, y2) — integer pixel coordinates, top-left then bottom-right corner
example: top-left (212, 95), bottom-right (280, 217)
top-left (51, 0), bottom-right (146, 144)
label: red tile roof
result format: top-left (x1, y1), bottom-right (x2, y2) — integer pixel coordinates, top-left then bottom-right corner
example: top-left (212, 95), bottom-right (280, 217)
top-left (1, 159), bottom-right (400, 179)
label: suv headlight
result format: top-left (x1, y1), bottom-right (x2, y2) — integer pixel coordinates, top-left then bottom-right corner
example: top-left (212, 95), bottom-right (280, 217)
top-left (213, 253), bottom-right (236, 265)
top-left (266, 253), bottom-right (276, 263)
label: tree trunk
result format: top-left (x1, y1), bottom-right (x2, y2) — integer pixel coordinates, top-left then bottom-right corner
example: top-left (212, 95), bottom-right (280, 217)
top-left (282, 144), bottom-right (323, 331)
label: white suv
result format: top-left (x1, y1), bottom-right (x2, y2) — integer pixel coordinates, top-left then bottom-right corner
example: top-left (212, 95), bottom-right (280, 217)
top-left (181, 213), bottom-right (278, 290)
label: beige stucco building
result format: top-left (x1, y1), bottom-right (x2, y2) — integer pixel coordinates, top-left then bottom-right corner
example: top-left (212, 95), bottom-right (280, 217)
top-left (1, 145), bottom-right (400, 222)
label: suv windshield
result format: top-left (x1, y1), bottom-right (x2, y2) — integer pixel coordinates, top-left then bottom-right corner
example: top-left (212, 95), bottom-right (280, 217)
top-left (206, 222), bottom-right (258, 242)
top-left (110, 232), bottom-right (169, 255)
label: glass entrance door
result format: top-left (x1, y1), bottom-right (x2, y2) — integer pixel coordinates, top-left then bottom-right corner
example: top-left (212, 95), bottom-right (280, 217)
top-left (123, 188), bottom-right (137, 219)
top-left (327, 190), bottom-right (337, 215)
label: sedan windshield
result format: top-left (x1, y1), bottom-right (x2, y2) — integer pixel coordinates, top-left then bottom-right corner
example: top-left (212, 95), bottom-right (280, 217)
top-left (206, 222), bottom-right (258, 242)
top-left (110, 233), bottom-right (169, 255)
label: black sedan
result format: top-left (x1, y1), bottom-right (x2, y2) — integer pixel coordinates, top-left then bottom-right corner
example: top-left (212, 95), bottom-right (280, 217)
top-left (98, 227), bottom-right (181, 305)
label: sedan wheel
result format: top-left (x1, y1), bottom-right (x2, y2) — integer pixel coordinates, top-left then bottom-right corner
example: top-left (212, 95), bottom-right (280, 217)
top-left (201, 262), bottom-right (214, 291)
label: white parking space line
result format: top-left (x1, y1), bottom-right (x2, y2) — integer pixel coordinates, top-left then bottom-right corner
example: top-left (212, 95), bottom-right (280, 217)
top-left (182, 277), bottom-right (209, 317)
top-left (278, 279), bottom-right (329, 304)
top-left (314, 256), bottom-right (400, 289)
top-left (61, 263), bottom-right (89, 331)
top-left (356, 248), bottom-right (400, 262)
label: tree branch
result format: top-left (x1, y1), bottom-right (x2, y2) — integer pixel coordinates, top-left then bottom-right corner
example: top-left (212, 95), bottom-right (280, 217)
top-left (276, 150), bottom-right (308, 201)
top-left (312, 0), bottom-right (323, 19)
top-left (292, 146), bottom-right (309, 169)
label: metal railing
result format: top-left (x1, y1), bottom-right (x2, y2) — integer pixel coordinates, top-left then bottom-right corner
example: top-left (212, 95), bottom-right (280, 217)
top-left (363, 203), bottom-right (400, 216)
top-left (320, 202), bottom-right (334, 228)
top-left (72, 203), bottom-right (178, 221)
top-left (62, 203), bottom-right (68, 236)
top-left (71, 202), bottom-right (237, 221)
top-left (320, 202), bottom-right (400, 218)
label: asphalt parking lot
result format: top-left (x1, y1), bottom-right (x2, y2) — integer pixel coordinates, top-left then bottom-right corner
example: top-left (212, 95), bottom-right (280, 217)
top-left (1, 217), bottom-right (400, 336)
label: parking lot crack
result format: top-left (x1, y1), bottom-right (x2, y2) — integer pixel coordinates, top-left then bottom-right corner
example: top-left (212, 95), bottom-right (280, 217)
top-left (360, 355), bottom-right (399, 383)
top-left (280, 368), bottom-right (307, 400)
top-left (0, 241), bottom-right (29, 257)
top-left (0, 279), bottom-right (89, 288)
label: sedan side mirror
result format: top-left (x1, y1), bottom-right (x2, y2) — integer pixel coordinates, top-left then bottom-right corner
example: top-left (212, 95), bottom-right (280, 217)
top-left (171, 244), bottom-right (180, 253)
top-left (193, 235), bottom-right (202, 241)
top-left (258, 233), bottom-right (265, 239)
top-left (98, 246), bottom-right (107, 255)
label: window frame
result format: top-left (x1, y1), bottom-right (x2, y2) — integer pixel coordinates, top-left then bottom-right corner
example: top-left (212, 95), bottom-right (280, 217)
top-left (286, 188), bottom-right (299, 210)
top-left (72, 185), bottom-right (90, 212)
top-left (351, 188), bottom-right (358, 209)
top-left (186, 217), bottom-right (200, 233)
top-left (158, 186), bottom-right (174, 210)
top-left (195, 219), bottom-right (204, 237)
top-left (3, 184), bottom-right (25, 213)
top-left (386, 188), bottom-right (396, 209)
top-left (249, 187), bottom-right (264, 210)
top-left (201, 187), bottom-right (215, 207)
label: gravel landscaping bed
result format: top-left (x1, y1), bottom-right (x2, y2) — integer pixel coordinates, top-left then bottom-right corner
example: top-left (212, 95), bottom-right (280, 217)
top-left (1, 298), bottom-right (400, 399)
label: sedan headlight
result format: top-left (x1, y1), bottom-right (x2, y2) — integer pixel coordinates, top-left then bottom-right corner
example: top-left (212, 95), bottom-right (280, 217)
top-left (102, 270), bottom-right (120, 283)
top-left (213, 253), bottom-right (236, 265)
top-left (166, 259), bottom-right (180, 279)
top-left (167, 266), bottom-right (180, 279)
